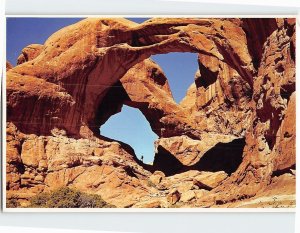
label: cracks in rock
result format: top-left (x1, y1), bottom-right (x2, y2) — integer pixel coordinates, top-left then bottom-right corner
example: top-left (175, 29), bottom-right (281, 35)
top-left (123, 165), bottom-right (138, 179)
top-left (241, 19), bottom-right (278, 70)
top-left (65, 168), bottom-right (87, 186)
top-left (280, 84), bottom-right (295, 102)
top-left (214, 41), bottom-right (254, 88)
top-left (9, 161), bottom-right (26, 174)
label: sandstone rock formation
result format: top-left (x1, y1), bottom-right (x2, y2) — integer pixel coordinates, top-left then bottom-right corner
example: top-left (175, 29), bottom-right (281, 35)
top-left (6, 61), bottom-right (13, 71)
top-left (7, 122), bottom-right (152, 207)
top-left (6, 17), bottom-right (296, 208)
top-left (196, 18), bottom-right (296, 207)
top-left (7, 18), bottom-right (254, 138)
top-left (153, 134), bottom-right (238, 167)
top-left (17, 44), bottom-right (43, 65)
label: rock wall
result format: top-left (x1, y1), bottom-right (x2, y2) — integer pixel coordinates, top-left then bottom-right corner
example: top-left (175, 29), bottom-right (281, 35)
top-left (7, 122), bottom-right (152, 207)
top-left (197, 18), bottom-right (296, 206)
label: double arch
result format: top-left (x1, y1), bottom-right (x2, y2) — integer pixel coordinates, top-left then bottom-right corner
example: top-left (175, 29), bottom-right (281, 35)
top-left (7, 18), bottom-right (255, 138)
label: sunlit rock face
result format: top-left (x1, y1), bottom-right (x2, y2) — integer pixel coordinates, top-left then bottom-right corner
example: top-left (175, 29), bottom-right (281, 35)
top-left (6, 18), bottom-right (295, 208)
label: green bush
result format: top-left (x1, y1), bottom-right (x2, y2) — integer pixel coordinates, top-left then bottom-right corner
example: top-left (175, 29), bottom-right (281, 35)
top-left (29, 187), bottom-right (116, 208)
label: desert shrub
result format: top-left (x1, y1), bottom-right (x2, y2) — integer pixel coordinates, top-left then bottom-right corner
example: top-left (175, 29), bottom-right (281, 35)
top-left (147, 179), bottom-right (156, 188)
top-left (6, 197), bottom-right (20, 208)
top-left (29, 187), bottom-right (115, 208)
top-left (29, 192), bottom-right (50, 207)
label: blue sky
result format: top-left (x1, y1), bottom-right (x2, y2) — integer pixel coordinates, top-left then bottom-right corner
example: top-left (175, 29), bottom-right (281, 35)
top-left (7, 18), bottom-right (198, 163)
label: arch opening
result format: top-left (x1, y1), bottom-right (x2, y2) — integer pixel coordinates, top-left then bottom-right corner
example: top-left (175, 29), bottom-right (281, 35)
top-left (151, 52), bottom-right (199, 104)
top-left (100, 105), bottom-right (158, 164)
top-left (97, 51), bottom-right (201, 159)
top-left (98, 52), bottom-right (200, 165)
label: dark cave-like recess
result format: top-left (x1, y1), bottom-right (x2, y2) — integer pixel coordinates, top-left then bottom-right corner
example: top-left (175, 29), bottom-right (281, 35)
top-left (153, 138), bottom-right (246, 176)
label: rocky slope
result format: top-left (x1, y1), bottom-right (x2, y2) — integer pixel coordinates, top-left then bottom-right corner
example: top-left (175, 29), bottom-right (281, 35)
top-left (6, 17), bottom-right (295, 208)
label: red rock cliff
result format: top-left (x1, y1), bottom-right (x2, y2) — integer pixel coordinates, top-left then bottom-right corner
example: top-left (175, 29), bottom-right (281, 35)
top-left (6, 18), bottom-right (295, 208)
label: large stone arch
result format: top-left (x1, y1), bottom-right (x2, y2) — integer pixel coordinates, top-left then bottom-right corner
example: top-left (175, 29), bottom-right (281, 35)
top-left (7, 18), bottom-right (255, 138)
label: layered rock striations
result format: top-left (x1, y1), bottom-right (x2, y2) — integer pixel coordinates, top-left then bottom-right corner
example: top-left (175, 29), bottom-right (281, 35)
top-left (6, 18), bottom-right (295, 208)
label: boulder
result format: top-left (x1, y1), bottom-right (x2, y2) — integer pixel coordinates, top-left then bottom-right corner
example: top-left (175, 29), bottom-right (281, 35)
top-left (167, 189), bottom-right (181, 204)
top-left (180, 190), bottom-right (196, 202)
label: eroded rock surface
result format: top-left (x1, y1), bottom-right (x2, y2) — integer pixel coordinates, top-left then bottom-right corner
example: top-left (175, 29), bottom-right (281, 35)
top-left (17, 44), bottom-right (43, 65)
top-left (6, 17), bottom-right (295, 208)
top-left (6, 61), bottom-right (13, 71)
top-left (7, 122), bottom-right (152, 207)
